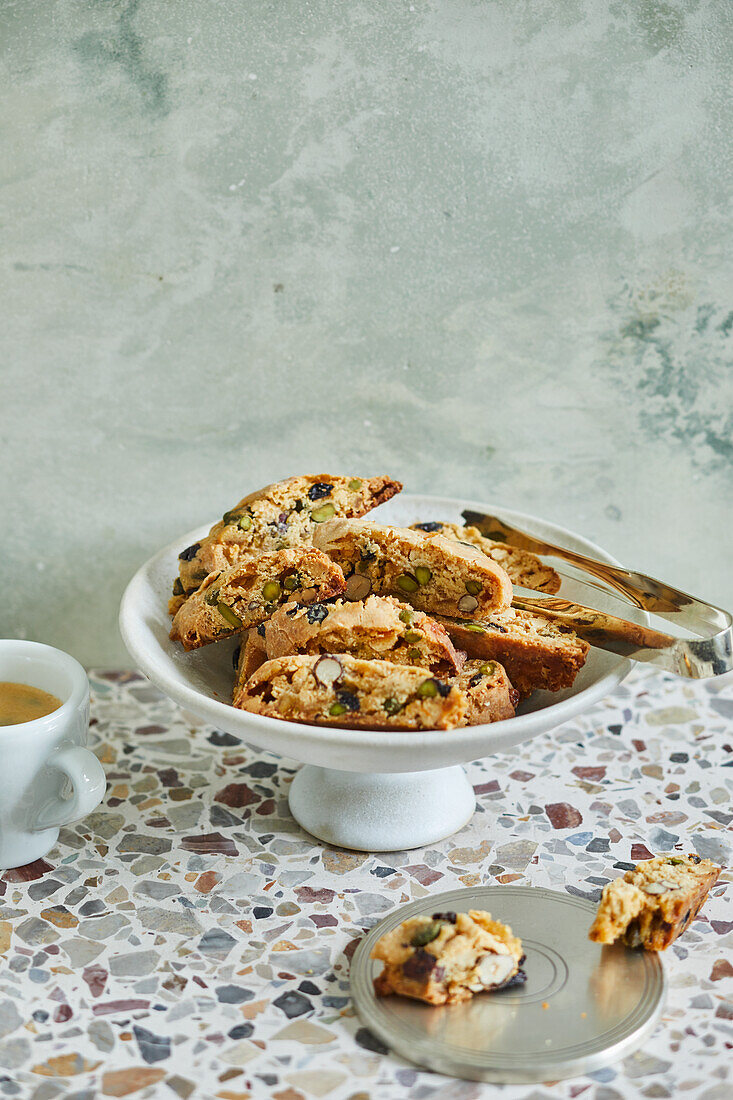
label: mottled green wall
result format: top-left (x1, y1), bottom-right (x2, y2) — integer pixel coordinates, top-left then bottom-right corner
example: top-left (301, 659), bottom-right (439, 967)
top-left (2, 1), bottom-right (731, 665)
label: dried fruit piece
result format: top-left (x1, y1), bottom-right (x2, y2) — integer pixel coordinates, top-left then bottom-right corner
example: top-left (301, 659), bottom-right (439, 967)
top-left (313, 655), bottom-right (343, 686)
top-left (411, 921), bottom-right (442, 947)
top-left (262, 581), bottom-right (282, 602)
top-left (312, 503), bottom-right (336, 522)
top-left (432, 911), bottom-right (457, 923)
top-left (413, 521), bottom-right (443, 533)
top-left (344, 573), bottom-right (372, 600)
top-left (305, 603), bottom-right (330, 624)
top-left (179, 543), bottom-right (201, 562)
top-left (499, 967), bottom-right (527, 991)
top-left (217, 603), bottom-right (242, 629)
top-left (335, 689), bottom-right (360, 712)
top-left (396, 574), bottom-right (419, 593)
top-left (308, 482), bottom-right (333, 501)
top-left (458, 594), bottom-right (479, 613)
top-left (402, 948), bottom-right (437, 981)
top-left (172, 578), bottom-right (185, 596)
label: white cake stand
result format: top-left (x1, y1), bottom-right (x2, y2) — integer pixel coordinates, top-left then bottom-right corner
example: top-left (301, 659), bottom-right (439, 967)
top-left (119, 494), bottom-right (632, 851)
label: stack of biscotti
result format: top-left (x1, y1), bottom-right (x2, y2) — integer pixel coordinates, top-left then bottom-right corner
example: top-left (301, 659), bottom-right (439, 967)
top-left (167, 474), bottom-right (590, 729)
top-left (229, 510), bottom-right (522, 730)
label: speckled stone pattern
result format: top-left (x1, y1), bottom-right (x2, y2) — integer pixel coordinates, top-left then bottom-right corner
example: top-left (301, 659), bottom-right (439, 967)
top-left (0, 668), bottom-right (730, 1100)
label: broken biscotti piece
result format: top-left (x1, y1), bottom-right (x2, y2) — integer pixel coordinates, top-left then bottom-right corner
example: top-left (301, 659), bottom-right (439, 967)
top-left (436, 607), bottom-right (589, 697)
top-left (412, 521), bottom-right (561, 594)
top-left (372, 910), bottom-right (525, 1005)
top-left (457, 660), bottom-right (518, 724)
top-left (233, 653), bottom-right (469, 729)
top-left (312, 519), bottom-right (513, 618)
top-left (589, 854), bottom-right (721, 951)
top-left (169, 549), bottom-right (345, 650)
top-left (261, 595), bottom-right (465, 677)
top-left (171, 474), bottom-right (401, 611)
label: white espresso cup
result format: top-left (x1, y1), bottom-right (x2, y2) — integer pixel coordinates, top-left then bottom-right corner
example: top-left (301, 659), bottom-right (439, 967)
top-left (0, 640), bottom-right (107, 870)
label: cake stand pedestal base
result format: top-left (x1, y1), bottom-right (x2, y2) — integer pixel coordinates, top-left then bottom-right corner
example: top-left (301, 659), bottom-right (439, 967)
top-left (288, 764), bottom-right (476, 852)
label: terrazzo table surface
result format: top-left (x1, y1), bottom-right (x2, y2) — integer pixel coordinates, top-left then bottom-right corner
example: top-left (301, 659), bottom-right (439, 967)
top-left (0, 667), bottom-right (731, 1100)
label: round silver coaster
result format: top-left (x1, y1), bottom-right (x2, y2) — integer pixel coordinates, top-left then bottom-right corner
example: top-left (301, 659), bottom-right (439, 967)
top-left (351, 885), bottom-right (666, 1084)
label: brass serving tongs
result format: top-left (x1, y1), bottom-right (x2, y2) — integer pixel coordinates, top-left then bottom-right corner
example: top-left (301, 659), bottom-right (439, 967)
top-left (462, 509), bottom-right (733, 679)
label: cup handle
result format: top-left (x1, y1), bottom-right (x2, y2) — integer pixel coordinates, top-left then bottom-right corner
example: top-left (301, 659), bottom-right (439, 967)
top-left (33, 744), bottom-right (107, 831)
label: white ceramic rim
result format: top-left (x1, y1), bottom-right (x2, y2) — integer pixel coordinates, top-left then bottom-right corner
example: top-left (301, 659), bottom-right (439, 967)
top-left (0, 639), bottom-right (89, 735)
top-left (119, 494), bottom-right (632, 764)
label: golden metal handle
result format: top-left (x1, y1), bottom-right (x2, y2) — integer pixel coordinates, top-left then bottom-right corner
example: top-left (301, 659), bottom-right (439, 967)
top-left (462, 509), bottom-right (733, 679)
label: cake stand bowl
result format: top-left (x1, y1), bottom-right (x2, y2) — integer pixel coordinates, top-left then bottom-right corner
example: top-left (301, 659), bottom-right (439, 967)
top-left (119, 494), bottom-right (632, 851)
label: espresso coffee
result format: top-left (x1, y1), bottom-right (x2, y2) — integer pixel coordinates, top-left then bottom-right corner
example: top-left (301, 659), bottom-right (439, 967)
top-left (0, 682), bottom-right (63, 726)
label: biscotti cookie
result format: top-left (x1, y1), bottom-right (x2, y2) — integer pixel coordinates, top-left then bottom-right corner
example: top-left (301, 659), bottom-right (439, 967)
top-left (170, 549), bottom-right (345, 651)
top-left (458, 660), bottom-right (518, 724)
top-left (262, 595), bottom-right (464, 677)
top-left (312, 519), bottom-right (512, 618)
top-left (412, 521), bottom-right (560, 594)
top-left (436, 608), bottom-right (589, 697)
top-left (589, 854), bottom-right (720, 951)
top-left (372, 910), bottom-right (524, 1005)
top-left (234, 654), bottom-right (468, 730)
top-left (173, 474), bottom-right (401, 604)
